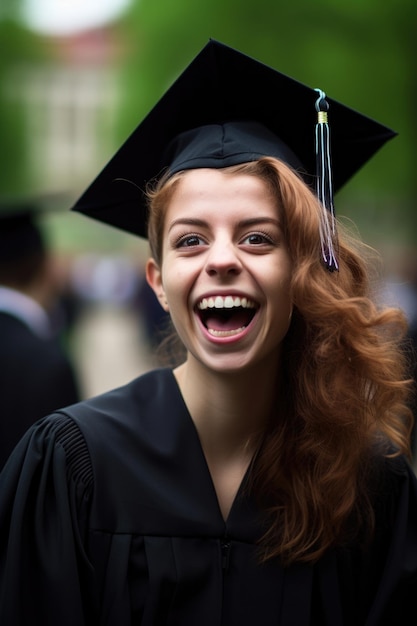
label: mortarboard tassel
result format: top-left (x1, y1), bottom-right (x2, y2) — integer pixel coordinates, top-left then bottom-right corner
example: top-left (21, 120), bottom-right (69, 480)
top-left (314, 88), bottom-right (339, 272)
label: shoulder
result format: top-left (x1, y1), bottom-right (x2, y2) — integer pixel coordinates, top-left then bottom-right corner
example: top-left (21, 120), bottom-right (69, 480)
top-left (370, 452), bottom-right (415, 485)
top-left (3, 369), bottom-right (175, 477)
top-left (12, 368), bottom-right (180, 473)
top-left (61, 368), bottom-right (176, 422)
top-left (54, 368), bottom-right (181, 448)
top-left (0, 312), bottom-right (39, 346)
top-left (46, 368), bottom-right (192, 530)
top-left (366, 453), bottom-right (417, 528)
top-left (1, 410), bottom-right (94, 495)
top-left (0, 312), bottom-right (68, 365)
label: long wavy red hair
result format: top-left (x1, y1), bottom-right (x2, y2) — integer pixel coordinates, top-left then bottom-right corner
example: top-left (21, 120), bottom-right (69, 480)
top-left (146, 157), bottom-right (414, 565)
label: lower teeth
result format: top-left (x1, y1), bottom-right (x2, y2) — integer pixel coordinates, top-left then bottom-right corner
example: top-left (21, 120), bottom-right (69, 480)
top-left (208, 326), bottom-right (245, 337)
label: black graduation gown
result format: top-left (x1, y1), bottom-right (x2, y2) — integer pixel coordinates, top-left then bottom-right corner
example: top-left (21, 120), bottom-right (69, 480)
top-left (1, 368), bottom-right (417, 625)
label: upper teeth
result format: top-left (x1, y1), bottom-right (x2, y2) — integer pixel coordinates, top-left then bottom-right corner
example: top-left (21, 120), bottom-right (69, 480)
top-left (197, 296), bottom-right (256, 310)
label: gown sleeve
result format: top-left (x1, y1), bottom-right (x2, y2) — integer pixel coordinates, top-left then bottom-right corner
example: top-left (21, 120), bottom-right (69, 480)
top-left (0, 412), bottom-right (97, 626)
top-left (364, 457), bottom-right (417, 625)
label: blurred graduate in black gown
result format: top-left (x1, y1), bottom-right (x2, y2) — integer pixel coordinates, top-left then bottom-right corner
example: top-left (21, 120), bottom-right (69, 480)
top-left (0, 203), bottom-right (80, 469)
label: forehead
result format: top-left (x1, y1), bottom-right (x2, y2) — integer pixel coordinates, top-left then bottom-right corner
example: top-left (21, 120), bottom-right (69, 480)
top-left (168, 167), bottom-right (277, 205)
top-left (161, 168), bottom-right (283, 239)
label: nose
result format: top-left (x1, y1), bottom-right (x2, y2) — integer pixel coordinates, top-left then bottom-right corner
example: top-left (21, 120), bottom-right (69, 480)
top-left (205, 239), bottom-right (242, 277)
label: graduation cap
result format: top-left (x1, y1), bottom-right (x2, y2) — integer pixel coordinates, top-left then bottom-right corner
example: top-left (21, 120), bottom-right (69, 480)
top-left (71, 39), bottom-right (396, 270)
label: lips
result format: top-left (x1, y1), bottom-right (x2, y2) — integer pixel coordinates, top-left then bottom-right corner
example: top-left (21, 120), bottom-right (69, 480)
top-left (196, 295), bottom-right (258, 337)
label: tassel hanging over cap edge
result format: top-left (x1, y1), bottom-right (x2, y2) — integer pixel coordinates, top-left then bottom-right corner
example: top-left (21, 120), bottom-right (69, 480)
top-left (314, 88), bottom-right (339, 272)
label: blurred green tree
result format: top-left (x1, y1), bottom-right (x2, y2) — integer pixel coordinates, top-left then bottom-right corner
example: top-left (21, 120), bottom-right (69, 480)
top-left (0, 18), bottom-right (51, 196)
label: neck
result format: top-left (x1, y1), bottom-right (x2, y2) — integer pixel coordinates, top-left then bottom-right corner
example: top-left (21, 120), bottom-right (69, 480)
top-left (174, 355), bottom-right (281, 521)
top-left (174, 356), bottom-right (279, 461)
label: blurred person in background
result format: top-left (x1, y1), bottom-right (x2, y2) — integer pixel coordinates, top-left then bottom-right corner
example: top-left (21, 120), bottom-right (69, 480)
top-left (378, 255), bottom-right (417, 460)
top-left (0, 204), bottom-right (80, 469)
top-left (0, 42), bottom-right (416, 625)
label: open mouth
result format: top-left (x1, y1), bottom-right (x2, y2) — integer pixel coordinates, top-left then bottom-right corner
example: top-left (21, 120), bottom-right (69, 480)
top-left (196, 295), bottom-right (258, 337)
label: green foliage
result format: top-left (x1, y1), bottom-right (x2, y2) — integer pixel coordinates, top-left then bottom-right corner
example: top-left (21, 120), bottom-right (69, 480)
top-left (0, 20), bottom-right (52, 194)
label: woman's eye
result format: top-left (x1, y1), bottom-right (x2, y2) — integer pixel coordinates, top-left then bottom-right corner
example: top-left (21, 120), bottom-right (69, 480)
top-left (243, 232), bottom-right (273, 245)
top-left (177, 234), bottom-right (205, 248)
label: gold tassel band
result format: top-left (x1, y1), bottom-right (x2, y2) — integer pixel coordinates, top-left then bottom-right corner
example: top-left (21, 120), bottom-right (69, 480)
top-left (317, 111), bottom-right (328, 124)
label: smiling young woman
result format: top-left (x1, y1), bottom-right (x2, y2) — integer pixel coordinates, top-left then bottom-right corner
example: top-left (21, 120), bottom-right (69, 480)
top-left (146, 156), bottom-right (414, 564)
top-left (1, 40), bottom-right (416, 626)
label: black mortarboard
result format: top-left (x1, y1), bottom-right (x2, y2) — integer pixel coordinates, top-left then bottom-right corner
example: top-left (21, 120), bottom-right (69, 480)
top-left (71, 39), bottom-right (396, 267)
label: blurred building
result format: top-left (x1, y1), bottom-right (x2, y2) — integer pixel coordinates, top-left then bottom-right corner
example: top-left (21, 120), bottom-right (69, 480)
top-left (2, 27), bottom-right (127, 196)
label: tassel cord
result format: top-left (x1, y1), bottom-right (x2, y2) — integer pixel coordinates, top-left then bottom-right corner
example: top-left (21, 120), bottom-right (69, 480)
top-left (314, 89), bottom-right (338, 272)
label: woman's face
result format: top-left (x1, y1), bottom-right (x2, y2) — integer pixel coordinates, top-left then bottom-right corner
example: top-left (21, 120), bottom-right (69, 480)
top-left (146, 168), bottom-right (293, 375)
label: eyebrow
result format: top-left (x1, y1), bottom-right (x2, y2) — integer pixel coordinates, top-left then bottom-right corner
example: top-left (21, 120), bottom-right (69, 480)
top-left (167, 216), bottom-right (282, 232)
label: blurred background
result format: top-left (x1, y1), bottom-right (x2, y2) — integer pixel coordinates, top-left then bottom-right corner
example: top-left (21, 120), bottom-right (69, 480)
top-left (1, 0), bottom-right (416, 400)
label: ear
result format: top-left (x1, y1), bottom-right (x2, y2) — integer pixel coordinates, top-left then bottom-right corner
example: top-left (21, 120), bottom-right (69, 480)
top-left (145, 258), bottom-right (169, 312)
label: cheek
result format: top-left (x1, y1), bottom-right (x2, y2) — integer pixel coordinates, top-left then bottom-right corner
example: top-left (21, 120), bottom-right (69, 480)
top-left (162, 259), bottom-right (200, 298)
top-left (268, 257), bottom-right (292, 291)
top-left (268, 267), bottom-right (293, 317)
top-left (161, 268), bottom-right (189, 313)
